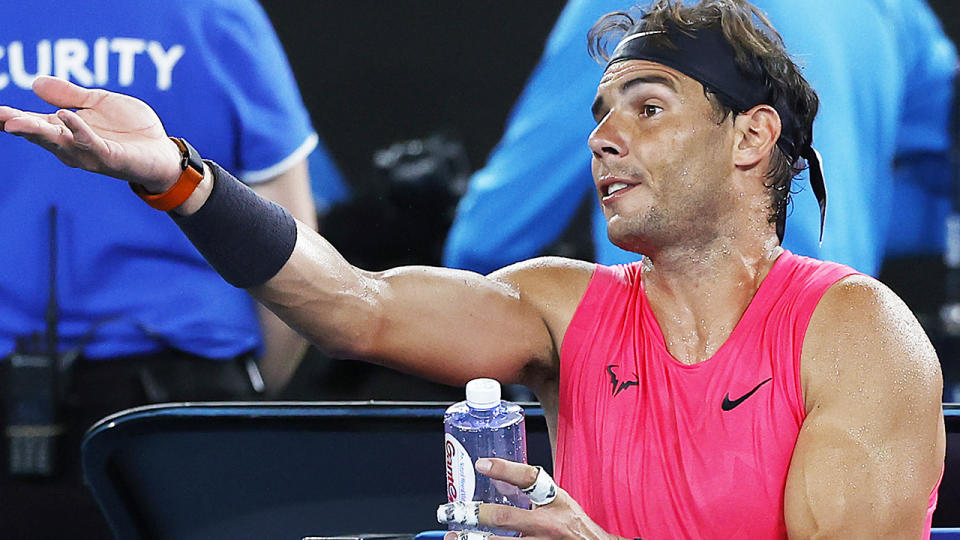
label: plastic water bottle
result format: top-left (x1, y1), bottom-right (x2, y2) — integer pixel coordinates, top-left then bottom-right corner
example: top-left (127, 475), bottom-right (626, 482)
top-left (444, 378), bottom-right (530, 535)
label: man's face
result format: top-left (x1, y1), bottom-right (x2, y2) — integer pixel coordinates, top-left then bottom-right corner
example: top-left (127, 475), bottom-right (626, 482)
top-left (589, 59), bottom-right (739, 253)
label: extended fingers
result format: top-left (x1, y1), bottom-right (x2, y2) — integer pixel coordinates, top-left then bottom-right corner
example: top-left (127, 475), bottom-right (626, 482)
top-left (476, 458), bottom-right (539, 490)
top-left (33, 76), bottom-right (105, 109)
top-left (1, 113), bottom-right (73, 150)
top-left (443, 532), bottom-right (539, 540)
top-left (479, 501), bottom-right (544, 532)
top-left (476, 460), bottom-right (558, 506)
top-left (1, 106), bottom-right (112, 171)
top-left (0, 105), bottom-right (25, 129)
top-left (0, 107), bottom-right (55, 133)
top-left (438, 501), bottom-right (481, 528)
top-left (57, 109), bottom-right (110, 156)
top-left (438, 501), bottom-right (541, 532)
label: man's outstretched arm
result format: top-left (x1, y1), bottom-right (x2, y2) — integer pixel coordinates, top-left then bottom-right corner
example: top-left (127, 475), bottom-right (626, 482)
top-left (0, 76), bottom-right (586, 390)
top-left (785, 275), bottom-right (945, 538)
top-left (249, 158), bottom-right (317, 395)
top-left (250, 221), bottom-right (580, 387)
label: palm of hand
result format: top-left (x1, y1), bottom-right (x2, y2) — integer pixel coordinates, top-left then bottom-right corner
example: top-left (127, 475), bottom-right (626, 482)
top-left (0, 76), bottom-right (181, 190)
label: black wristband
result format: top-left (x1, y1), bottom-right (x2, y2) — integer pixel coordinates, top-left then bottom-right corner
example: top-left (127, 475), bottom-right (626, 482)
top-left (171, 160), bottom-right (297, 289)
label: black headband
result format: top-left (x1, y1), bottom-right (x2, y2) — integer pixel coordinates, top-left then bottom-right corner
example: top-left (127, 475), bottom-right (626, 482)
top-left (607, 24), bottom-right (826, 243)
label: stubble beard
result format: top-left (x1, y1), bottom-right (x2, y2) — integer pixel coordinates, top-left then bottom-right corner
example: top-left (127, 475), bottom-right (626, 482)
top-left (606, 186), bottom-right (731, 256)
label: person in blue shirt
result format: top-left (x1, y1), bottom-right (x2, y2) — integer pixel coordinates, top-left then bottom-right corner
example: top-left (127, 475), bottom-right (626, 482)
top-left (0, 1), bottom-right (345, 537)
top-left (443, 0), bottom-right (957, 277)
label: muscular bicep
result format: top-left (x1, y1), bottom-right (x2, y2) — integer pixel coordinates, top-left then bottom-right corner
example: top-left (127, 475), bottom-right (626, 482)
top-left (252, 222), bottom-right (589, 387)
top-left (358, 264), bottom-right (558, 385)
top-left (785, 276), bottom-right (945, 539)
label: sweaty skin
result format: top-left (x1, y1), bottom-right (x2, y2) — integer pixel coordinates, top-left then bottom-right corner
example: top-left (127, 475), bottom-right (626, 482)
top-left (249, 159), bottom-right (318, 395)
top-left (0, 73), bottom-right (943, 539)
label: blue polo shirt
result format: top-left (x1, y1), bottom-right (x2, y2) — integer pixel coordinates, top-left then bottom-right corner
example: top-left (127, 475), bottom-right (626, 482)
top-left (0, 0), bottom-right (340, 359)
top-left (443, 0), bottom-right (956, 276)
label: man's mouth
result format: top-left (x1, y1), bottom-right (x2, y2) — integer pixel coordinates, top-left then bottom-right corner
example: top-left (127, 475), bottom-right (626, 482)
top-left (606, 182), bottom-right (630, 196)
top-left (601, 180), bottom-right (637, 201)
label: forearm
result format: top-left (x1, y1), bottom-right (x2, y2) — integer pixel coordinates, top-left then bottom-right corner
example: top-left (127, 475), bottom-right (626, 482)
top-left (161, 159), bottom-right (376, 362)
top-left (172, 161), bottom-right (552, 387)
top-left (249, 159), bottom-right (317, 395)
top-left (250, 219), bottom-right (381, 361)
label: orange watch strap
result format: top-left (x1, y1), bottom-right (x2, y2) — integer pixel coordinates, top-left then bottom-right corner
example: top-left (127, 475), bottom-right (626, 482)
top-left (131, 137), bottom-right (204, 211)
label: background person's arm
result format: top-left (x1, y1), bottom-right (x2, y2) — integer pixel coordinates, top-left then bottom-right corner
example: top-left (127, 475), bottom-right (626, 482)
top-left (250, 158), bottom-right (317, 395)
top-left (442, 0), bottom-right (613, 273)
top-left (784, 275), bottom-right (945, 538)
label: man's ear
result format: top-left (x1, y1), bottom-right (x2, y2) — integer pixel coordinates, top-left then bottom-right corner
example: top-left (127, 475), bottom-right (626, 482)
top-left (732, 104), bottom-right (781, 168)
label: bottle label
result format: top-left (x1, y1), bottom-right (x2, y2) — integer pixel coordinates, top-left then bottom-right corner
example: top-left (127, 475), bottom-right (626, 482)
top-left (445, 433), bottom-right (475, 502)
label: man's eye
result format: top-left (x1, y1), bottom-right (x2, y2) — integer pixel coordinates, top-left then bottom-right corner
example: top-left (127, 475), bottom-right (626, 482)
top-left (641, 105), bottom-right (662, 118)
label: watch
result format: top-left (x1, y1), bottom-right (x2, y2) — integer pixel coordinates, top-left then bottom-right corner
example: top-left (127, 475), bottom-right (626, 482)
top-left (131, 137), bottom-right (205, 211)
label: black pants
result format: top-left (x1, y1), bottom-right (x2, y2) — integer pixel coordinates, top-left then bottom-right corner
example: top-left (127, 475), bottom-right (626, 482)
top-left (0, 350), bottom-right (259, 539)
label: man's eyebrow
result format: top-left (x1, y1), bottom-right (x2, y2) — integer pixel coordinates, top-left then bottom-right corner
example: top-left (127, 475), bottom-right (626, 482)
top-left (621, 74), bottom-right (677, 94)
top-left (591, 74), bottom-right (679, 120)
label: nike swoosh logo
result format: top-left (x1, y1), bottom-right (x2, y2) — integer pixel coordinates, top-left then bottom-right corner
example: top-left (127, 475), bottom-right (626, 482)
top-left (721, 377), bottom-right (773, 411)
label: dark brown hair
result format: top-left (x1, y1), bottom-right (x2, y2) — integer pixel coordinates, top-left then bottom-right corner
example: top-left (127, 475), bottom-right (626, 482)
top-left (588, 0), bottom-right (819, 231)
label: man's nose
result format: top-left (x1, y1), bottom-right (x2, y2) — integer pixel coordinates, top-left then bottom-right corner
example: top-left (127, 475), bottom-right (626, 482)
top-left (588, 113), bottom-right (628, 160)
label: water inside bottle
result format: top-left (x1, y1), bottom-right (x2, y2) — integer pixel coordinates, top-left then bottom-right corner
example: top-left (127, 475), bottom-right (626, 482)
top-left (444, 398), bottom-right (531, 536)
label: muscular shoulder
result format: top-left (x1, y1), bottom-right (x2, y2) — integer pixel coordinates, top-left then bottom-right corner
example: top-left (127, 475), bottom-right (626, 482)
top-left (484, 257), bottom-right (594, 399)
top-left (801, 274), bottom-right (941, 413)
top-left (490, 256), bottom-right (594, 290)
top-left (489, 257), bottom-right (595, 341)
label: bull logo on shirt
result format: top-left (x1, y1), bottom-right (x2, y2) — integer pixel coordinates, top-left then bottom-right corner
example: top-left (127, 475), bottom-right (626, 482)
top-left (605, 365), bottom-right (639, 397)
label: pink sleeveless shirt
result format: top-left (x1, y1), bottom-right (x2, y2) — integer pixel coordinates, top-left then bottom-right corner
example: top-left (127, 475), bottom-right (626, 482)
top-left (556, 251), bottom-right (939, 539)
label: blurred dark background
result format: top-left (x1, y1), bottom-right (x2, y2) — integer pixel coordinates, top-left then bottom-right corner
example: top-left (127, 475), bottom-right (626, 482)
top-left (257, 1), bottom-right (960, 401)
top-left (260, 0), bottom-right (569, 401)
top-left (261, 1), bottom-right (567, 193)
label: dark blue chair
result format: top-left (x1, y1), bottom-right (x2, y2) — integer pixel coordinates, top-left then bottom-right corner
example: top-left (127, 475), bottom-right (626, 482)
top-left (936, 404), bottom-right (960, 529)
top-left (81, 401), bottom-right (552, 540)
top-left (83, 402), bottom-right (959, 539)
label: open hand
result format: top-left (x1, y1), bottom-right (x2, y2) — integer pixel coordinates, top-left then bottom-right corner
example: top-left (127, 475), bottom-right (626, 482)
top-left (0, 76), bottom-right (182, 192)
top-left (438, 458), bottom-right (619, 540)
